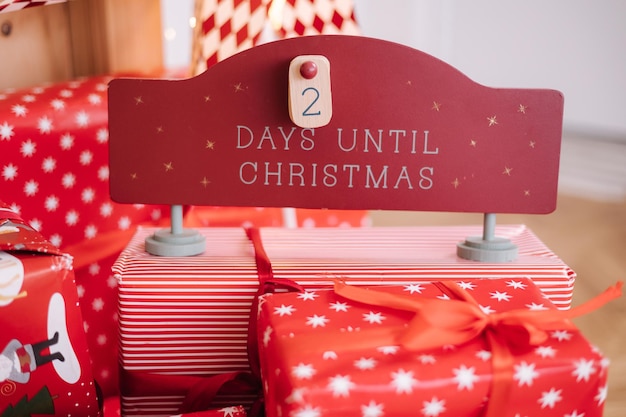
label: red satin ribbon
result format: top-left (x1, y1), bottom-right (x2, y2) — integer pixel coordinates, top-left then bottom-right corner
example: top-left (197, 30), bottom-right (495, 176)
top-left (245, 227), bottom-right (304, 381)
top-left (333, 280), bottom-right (623, 417)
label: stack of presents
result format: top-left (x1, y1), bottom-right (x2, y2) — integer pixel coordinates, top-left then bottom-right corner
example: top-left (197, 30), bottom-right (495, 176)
top-left (1, 1), bottom-right (622, 416)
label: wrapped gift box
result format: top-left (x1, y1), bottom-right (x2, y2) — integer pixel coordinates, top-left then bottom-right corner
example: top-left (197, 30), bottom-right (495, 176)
top-left (114, 224), bottom-right (575, 416)
top-left (257, 278), bottom-right (610, 417)
top-left (0, 76), bottom-right (369, 399)
top-left (0, 205), bottom-right (100, 416)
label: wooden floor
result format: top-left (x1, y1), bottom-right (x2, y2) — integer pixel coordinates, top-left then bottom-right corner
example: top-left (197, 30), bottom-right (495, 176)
top-left (370, 193), bottom-right (626, 417)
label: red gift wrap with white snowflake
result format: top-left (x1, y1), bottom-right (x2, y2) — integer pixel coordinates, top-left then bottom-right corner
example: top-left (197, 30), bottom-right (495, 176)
top-left (257, 277), bottom-right (616, 417)
top-left (0, 205), bottom-right (100, 416)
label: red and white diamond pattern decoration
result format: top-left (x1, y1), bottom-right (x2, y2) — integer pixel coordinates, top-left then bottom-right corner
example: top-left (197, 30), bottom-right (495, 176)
top-left (193, 0), bottom-right (360, 74)
top-left (0, 0), bottom-right (65, 14)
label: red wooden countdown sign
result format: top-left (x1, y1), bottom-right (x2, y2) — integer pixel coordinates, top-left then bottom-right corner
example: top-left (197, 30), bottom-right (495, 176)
top-left (108, 35), bottom-right (563, 214)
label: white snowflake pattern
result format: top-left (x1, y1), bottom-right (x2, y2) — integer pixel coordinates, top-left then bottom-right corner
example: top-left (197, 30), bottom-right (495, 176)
top-left (75, 110), bottom-right (90, 127)
top-left (322, 351), bottom-right (337, 360)
top-left (329, 301), bottom-right (349, 312)
top-left (361, 401), bottom-right (384, 417)
top-left (0, 121), bottom-right (15, 140)
top-left (534, 345), bottom-right (557, 358)
top-left (363, 311), bottom-right (386, 324)
top-left (118, 216), bottom-right (131, 230)
top-left (377, 346), bottom-right (399, 355)
top-left (514, 361), bottom-right (539, 387)
top-left (88, 263), bottom-right (100, 275)
top-left (453, 365), bottom-right (478, 390)
top-left (96, 334), bottom-right (107, 345)
top-left (479, 304), bottom-right (496, 315)
top-left (50, 98), bottom-right (65, 110)
top-left (62, 172), bottom-right (76, 188)
top-left (88, 93), bottom-right (102, 105)
top-left (96, 128), bottom-right (108, 143)
top-left (100, 202), bottom-right (113, 217)
top-left (274, 304), bottom-right (296, 316)
top-left (150, 208), bottom-right (162, 221)
top-left (29, 219), bottom-right (41, 231)
top-left (92, 297), bottom-right (105, 312)
top-left (80, 150), bottom-right (93, 165)
top-left (107, 275), bottom-right (117, 289)
top-left (538, 387), bottom-right (562, 409)
top-left (21, 94), bottom-right (36, 103)
top-left (526, 302), bottom-right (549, 311)
top-left (24, 179), bottom-right (39, 196)
top-left (66, 210), bottom-right (79, 226)
top-left (298, 291), bottom-right (319, 301)
top-left (390, 369), bottom-right (418, 394)
top-left (595, 385), bottom-right (607, 405)
top-left (327, 374), bottom-right (355, 397)
top-left (490, 291), bottom-right (511, 302)
top-left (476, 350), bottom-right (492, 361)
top-left (20, 140), bottom-right (36, 157)
top-left (292, 363), bottom-right (316, 380)
top-left (82, 187), bottom-right (95, 203)
top-left (306, 314), bottom-right (329, 328)
top-left (292, 405), bottom-right (321, 417)
top-left (98, 166), bottom-right (109, 181)
top-left (456, 281), bottom-right (476, 290)
top-left (44, 195), bottom-right (59, 211)
top-left (285, 388), bottom-right (306, 404)
top-left (59, 89), bottom-right (73, 98)
top-left (11, 104), bottom-right (27, 117)
top-left (84, 224), bottom-right (98, 239)
top-left (572, 358), bottom-right (597, 382)
top-left (404, 283), bottom-right (424, 294)
top-left (421, 397), bottom-right (446, 417)
top-left (49, 234), bottom-right (62, 247)
top-left (551, 330), bottom-right (573, 342)
top-left (59, 133), bottom-right (74, 149)
top-left (419, 354), bottom-right (436, 364)
top-left (2, 164), bottom-right (17, 180)
top-left (38, 116), bottom-right (53, 133)
top-left (41, 157), bottom-right (56, 173)
top-left (354, 357), bottom-right (377, 370)
top-left (506, 280), bottom-right (527, 289)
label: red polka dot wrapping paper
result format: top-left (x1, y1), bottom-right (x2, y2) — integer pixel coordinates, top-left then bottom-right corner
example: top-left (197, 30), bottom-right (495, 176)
top-left (258, 278), bottom-right (608, 417)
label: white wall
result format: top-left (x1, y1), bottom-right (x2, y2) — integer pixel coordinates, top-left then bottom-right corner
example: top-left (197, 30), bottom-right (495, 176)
top-left (161, 0), bottom-right (626, 137)
top-left (354, 0), bottom-right (626, 138)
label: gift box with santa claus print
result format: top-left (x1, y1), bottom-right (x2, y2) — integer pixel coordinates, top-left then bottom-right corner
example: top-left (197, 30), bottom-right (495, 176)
top-left (0, 204), bottom-right (100, 416)
top-left (256, 277), bottom-right (618, 417)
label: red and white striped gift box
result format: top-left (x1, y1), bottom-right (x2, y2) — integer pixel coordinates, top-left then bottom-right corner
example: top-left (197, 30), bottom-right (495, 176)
top-left (114, 224), bottom-right (574, 416)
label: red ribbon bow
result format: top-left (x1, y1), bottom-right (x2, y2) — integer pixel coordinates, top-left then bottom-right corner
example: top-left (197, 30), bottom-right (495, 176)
top-left (333, 279), bottom-right (623, 417)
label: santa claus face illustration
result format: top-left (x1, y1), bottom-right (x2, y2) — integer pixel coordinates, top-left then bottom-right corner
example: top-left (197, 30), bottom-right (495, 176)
top-left (0, 251), bottom-right (25, 307)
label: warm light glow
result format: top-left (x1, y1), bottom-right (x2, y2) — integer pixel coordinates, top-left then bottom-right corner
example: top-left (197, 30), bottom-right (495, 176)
top-left (268, 0), bottom-right (285, 31)
top-left (164, 27), bottom-right (177, 41)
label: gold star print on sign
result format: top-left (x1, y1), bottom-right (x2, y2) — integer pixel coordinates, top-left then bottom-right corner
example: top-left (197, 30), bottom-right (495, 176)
top-left (134, 96), bottom-right (144, 105)
top-left (518, 104), bottom-right (527, 114)
top-left (130, 173), bottom-right (137, 180)
top-left (206, 140), bottom-right (215, 150)
top-left (204, 95), bottom-right (211, 102)
top-left (164, 162), bottom-right (174, 172)
top-left (432, 101), bottom-right (441, 111)
top-left (487, 116), bottom-right (498, 126)
top-left (201, 177), bottom-right (210, 187)
top-left (470, 139), bottom-right (477, 147)
top-left (524, 190), bottom-right (531, 196)
top-left (451, 178), bottom-right (460, 188)
top-left (503, 166), bottom-right (513, 176)
top-left (529, 141), bottom-right (536, 148)
top-left (234, 83), bottom-right (245, 92)
top-left (156, 126), bottom-right (164, 133)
